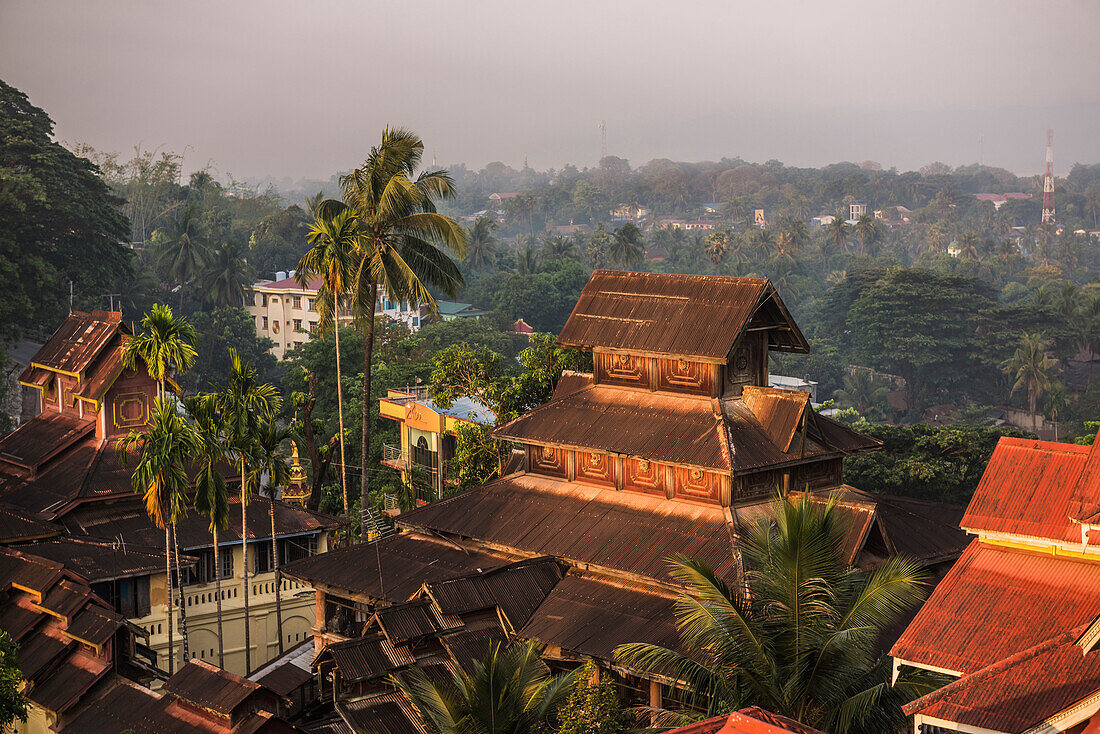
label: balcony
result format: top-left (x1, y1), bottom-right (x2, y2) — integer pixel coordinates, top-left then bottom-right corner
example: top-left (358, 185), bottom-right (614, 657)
top-left (381, 444), bottom-right (407, 470)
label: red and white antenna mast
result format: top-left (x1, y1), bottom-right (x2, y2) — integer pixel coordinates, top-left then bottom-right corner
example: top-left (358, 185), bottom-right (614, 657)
top-left (1042, 128), bottom-right (1055, 224)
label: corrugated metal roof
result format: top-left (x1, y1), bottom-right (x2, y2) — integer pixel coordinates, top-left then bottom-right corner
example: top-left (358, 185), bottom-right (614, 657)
top-left (439, 625), bottom-right (510, 674)
top-left (13, 536), bottom-right (171, 581)
top-left (663, 709), bottom-right (828, 734)
top-left (423, 556), bottom-right (563, 630)
top-left (904, 626), bottom-right (1100, 732)
top-left (73, 343), bottom-right (127, 401)
top-left (397, 473), bottom-right (740, 584)
top-left (556, 271), bottom-right (808, 359)
top-left (518, 573), bottom-right (681, 661)
top-left (0, 546), bottom-right (64, 595)
top-left (495, 384), bottom-right (731, 471)
top-left (336, 692), bottom-right (427, 734)
top-left (163, 659), bottom-right (268, 717)
top-left (372, 598), bottom-right (461, 644)
top-left (890, 540), bottom-right (1100, 674)
top-left (741, 386), bottom-right (808, 452)
top-left (20, 310), bottom-right (124, 378)
top-left (255, 663), bottom-right (314, 697)
top-left (25, 649), bottom-right (109, 714)
top-left (961, 437), bottom-right (1091, 544)
top-left (0, 412), bottom-right (95, 471)
top-left (65, 605), bottom-right (124, 647)
top-left (0, 505), bottom-right (59, 543)
top-left (36, 577), bottom-right (93, 620)
top-left (283, 533), bottom-right (507, 604)
top-left (319, 633), bottom-right (415, 682)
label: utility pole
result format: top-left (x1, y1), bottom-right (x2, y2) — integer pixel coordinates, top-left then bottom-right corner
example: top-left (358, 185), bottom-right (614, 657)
top-left (1042, 128), bottom-right (1055, 224)
top-left (598, 120), bottom-right (606, 163)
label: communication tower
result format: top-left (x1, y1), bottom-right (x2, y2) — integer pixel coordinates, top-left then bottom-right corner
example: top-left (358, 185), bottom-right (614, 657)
top-left (598, 120), bottom-right (606, 162)
top-left (1042, 128), bottom-right (1055, 224)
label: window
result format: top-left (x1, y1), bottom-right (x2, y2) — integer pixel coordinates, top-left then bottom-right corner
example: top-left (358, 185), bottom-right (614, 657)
top-left (253, 540), bottom-right (274, 574)
top-left (293, 318), bottom-right (302, 331)
top-left (262, 316), bottom-right (269, 330)
top-left (92, 577), bottom-right (151, 618)
top-left (293, 341), bottom-right (303, 349)
top-left (309, 321), bottom-right (317, 333)
top-left (181, 549), bottom-right (233, 585)
top-left (261, 293), bottom-right (268, 307)
top-left (280, 534), bottom-right (318, 565)
top-left (308, 298), bottom-right (316, 311)
top-left (293, 296), bottom-right (301, 309)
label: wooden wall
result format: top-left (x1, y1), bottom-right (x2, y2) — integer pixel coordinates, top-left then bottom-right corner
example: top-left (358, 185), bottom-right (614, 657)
top-left (593, 351), bottom-right (721, 397)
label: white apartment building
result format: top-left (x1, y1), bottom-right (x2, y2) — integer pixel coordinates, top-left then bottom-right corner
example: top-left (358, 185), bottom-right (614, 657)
top-left (248, 272), bottom-right (424, 360)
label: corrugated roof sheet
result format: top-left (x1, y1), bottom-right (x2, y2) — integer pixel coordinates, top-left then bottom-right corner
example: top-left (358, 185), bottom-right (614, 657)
top-left (0, 412), bottom-right (94, 471)
top-left (663, 709), bottom-right (828, 734)
top-left (163, 658), bottom-right (268, 717)
top-left (66, 605), bottom-right (124, 647)
top-left (72, 343), bottom-right (127, 402)
top-left (397, 473), bottom-right (740, 584)
top-left (36, 577), bottom-right (93, 620)
top-left (960, 437), bottom-right (1092, 544)
top-left (0, 504), bottom-right (59, 543)
top-left (336, 692), bottom-right (427, 734)
top-left (373, 599), bottom-right (461, 644)
top-left (890, 541), bottom-right (1100, 674)
top-left (12, 536), bottom-right (169, 581)
top-left (255, 662), bottom-right (314, 698)
top-left (283, 533), bottom-right (507, 604)
top-left (25, 649), bottom-right (108, 714)
top-left (0, 546), bottom-right (64, 595)
top-left (439, 625), bottom-right (511, 674)
top-left (20, 310), bottom-right (124, 378)
top-left (741, 386), bottom-right (808, 452)
top-left (424, 556), bottom-right (564, 630)
top-left (319, 633), bottom-right (415, 682)
top-left (904, 626), bottom-right (1100, 732)
top-left (495, 384), bottom-right (731, 471)
top-left (518, 574), bottom-right (681, 661)
top-left (556, 271), bottom-right (808, 359)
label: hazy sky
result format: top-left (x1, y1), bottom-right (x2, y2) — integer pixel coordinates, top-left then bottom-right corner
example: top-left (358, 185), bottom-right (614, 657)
top-left (2, 0), bottom-right (1098, 181)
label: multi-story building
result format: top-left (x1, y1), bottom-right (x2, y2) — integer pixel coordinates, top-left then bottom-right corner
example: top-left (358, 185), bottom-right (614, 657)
top-left (892, 433), bottom-right (1100, 732)
top-left (285, 271), bottom-right (969, 729)
top-left (248, 273), bottom-right (424, 360)
top-left (1, 310), bottom-right (340, 679)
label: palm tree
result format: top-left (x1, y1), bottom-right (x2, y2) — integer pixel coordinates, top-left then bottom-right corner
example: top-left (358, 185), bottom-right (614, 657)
top-left (542, 234), bottom-right (577, 262)
top-left (339, 127), bottom-right (467, 539)
top-left (517, 246), bottom-right (539, 275)
top-left (215, 349), bottom-right (281, 675)
top-left (826, 214), bottom-right (850, 257)
top-left (296, 202), bottom-right (359, 519)
top-left (610, 223), bottom-right (645, 268)
top-left (957, 231), bottom-right (980, 261)
top-left (185, 394), bottom-right (230, 669)
top-left (121, 304), bottom-right (198, 400)
top-left (466, 216), bottom-right (497, 270)
top-left (615, 495), bottom-right (932, 733)
top-left (1002, 332), bottom-right (1059, 431)
top-left (120, 398), bottom-right (198, 675)
top-left (853, 214), bottom-right (881, 256)
top-left (251, 418), bottom-right (294, 657)
top-left (834, 371), bottom-right (889, 419)
top-left (201, 240), bottom-right (254, 308)
top-left (154, 203), bottom-right (209, 309)
top-left (705, 231), bottom-right (729, 271)
top-left (396, 640), bottom-right (575, 734)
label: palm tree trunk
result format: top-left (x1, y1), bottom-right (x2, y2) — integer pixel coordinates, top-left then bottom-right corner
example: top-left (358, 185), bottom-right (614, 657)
top-left (165, 525), bottom-right (174, 674)
top-left (269, 497), bottom-right (284, 656)
top-left (241, 463), bottom-right (251, 675)
top-left (334, 315), bottom-right (349, 518)
top-left (361, 281), bottom-right (379, 541)
top-left (173, 524), bottom-right (189, 662)
top-left (213, 527), bottom-right (225, 669)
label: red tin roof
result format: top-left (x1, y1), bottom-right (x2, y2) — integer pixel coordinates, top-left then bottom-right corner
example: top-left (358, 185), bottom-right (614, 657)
top-left (890, 540), bottom-right (1100, 674)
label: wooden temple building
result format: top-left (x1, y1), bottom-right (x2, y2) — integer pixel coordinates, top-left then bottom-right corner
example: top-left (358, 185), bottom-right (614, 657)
top-left (284, 271), bottom-right (969, 730)
top-left (0, 310), bottom-right (340, 732)
top-left (892, 432), bottom-right (1100, 733)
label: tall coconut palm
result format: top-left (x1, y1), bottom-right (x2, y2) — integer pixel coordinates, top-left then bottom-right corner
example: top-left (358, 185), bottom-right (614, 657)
top-left (466, 216), bottom-right (497, 270)
top-left (826, 213), bottom-right (850, 256)
top-left (185, 394), bottom-right (230, 669)
top-left (251, 418), bottom-right (294, 657)
top-left (120, 398), bottom-right (198, 675)
top-left (121, 304), bottom-right (198, 400)
top-left (154, 202), bottom-right (209, 309)
top-left (215, 349), bottom-right (281, 674)
top-left (542, 234), bottom-right (577, 262)
top-left (705, 231), bottom-right (729, 271)
top-left (201, 240), bottom-right (254, 308)
top-left (834, 371), bottom-right (889, 420)
top-left (296, 202), bottom-right (359, 518)
top-left (853, 214), bottom-right (881, 256)
top-left (338, 127), bottom-right (467, 539)
top-left (615, 495), bottom-right (932, 733)
top-left (396, 640), bottom-right (576, 734)
top-left (957, 231), bottom-right (980, 261)
top-left (610, 222), bottom-right (645, 268)
top-left (1002, 332), bottom-right (1059, 431)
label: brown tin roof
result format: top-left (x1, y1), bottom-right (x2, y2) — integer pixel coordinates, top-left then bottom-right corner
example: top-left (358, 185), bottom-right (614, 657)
top-left (317, 632), bottom-right (416, 683)
top-left (0, 412), bottom-right (95, 472)
top-left (12, 536), bottom-right (174, 582)
top-left (556, 270), bottom-right (808, 359)
top-left (422, 556), bottom-right (564, 630)
top-left (0, 504), bottom-right (59, 543)
top-left (371, 598), bottom-right (462, 644)
top-left (20, 310), bottom-right (125, 379)
top-left (163, 658), bottom-right (270, 718)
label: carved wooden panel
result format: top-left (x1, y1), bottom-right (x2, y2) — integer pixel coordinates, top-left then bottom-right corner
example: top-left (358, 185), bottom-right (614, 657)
top-left (595, 352), bottom-right (650, 388)
top-left (622, 456), bottom-right (666, 497)
top-left (673, 467), bottom-right (722, 504)
top-left (528, 445), bottom-right (567, 478)
top-left (656, 358), bottom-right (715, 396)
top-left (112, 392), bottom-right (149, 431)
top-left (574, 450), bottom-right (616, 487)
top-left (792, 459), bottom-right (841, 491)
top-left (737, 470), bottom-right (782, 502)
top-left (724, 332), bottom-right (766, 398)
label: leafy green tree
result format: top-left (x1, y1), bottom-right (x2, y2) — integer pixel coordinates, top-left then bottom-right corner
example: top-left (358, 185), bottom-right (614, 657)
top-left (339, 127), bottom-right (467, 539)
top-left (834, 371), bottom-right (889, 420)
top-left (121, 304), bottom-right (198, 400)
top-left (0, 631), bottom-right (26, 728)
top-left (543, 660), bottom-right (626, 734)
top-left (826, 213), bottom-right (850, 257)
top-left (120, 397), bottom-right (199, 674)
top-left (396, 640), bottom-right (575, 734)
top-left (153, 202), bottom-right (209, 308)
top-left (1002, 332), bottom-right (1059, 429)
top-left (183, 307), bottom-right (277, 394)
top-left (200, 240), bottom-right (254, 308)
top-left (542, 234), bottom-right (577, 262)
top-left (467, 216), bottom-right (498, 270)
top-left (0, 80), bottom-right (132, 340)
top-left (615, 495), bottom-right (934, 733)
